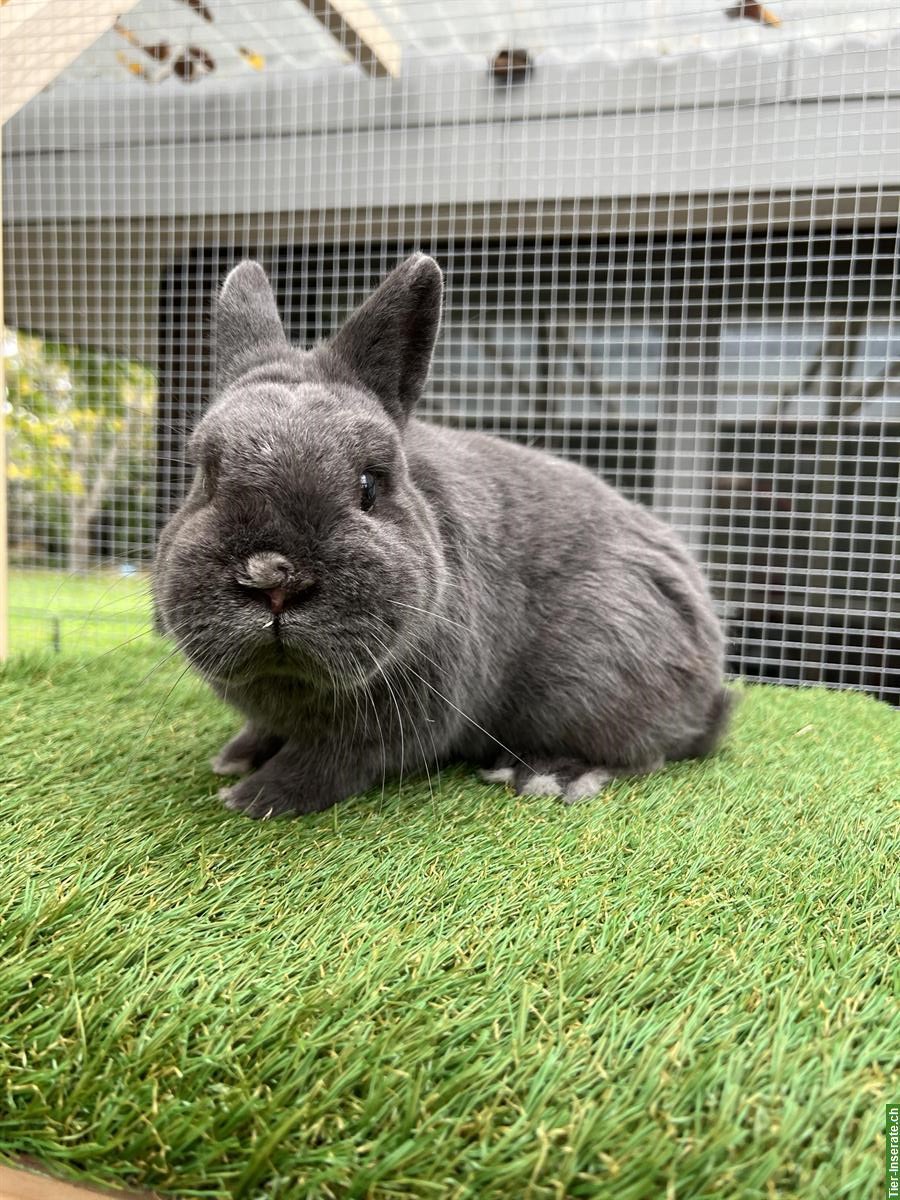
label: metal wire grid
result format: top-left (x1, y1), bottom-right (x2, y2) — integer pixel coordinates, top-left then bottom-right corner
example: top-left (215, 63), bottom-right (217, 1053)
top-left (1, 0), bottom-right (898, 701)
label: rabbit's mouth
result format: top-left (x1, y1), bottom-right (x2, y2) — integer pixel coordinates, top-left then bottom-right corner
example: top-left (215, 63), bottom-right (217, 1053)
top-left (244, 633), bottom-right (321, 679)
top-left (186, 598), bottom-right (402, 693)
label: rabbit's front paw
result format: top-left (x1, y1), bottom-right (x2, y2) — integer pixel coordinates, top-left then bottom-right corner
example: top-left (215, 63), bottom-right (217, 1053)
top-left (211, 723), bottom-right (285, 776)
top-left (218, 777), bottom-right (301, 820)
top-left (217, 753), bottom-right (342, 818)
top-left (211, 752), bottom-right (254, 777)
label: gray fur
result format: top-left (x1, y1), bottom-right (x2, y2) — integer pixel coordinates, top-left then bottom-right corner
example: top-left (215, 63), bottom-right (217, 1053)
top-left (153, 254), bottom-right (734, 818)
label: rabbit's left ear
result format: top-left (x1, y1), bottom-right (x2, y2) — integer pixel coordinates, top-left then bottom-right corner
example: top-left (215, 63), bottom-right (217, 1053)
top-left (215, 261), bottom-right (288, 386)
top-left (327, 254), bottom-right (443, 423)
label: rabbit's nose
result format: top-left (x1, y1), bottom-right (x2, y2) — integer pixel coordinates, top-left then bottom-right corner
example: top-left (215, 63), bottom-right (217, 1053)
top-left (242, 577), bottom-right (316, 615)
top-left (263, 583), bottom-right (314, 615)
top-left (241, 552), bottom-right (292, 589)
top-left (237, 554), bottom-right (316, 614)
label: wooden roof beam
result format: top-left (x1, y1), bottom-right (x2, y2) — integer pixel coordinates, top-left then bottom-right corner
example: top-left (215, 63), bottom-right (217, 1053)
top-left (298, 0), bottom-right (401, 79)
top-left (0, 0), bottom-right (143, 124)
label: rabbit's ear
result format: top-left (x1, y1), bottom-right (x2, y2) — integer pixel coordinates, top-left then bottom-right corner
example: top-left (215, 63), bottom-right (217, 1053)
top-left (328, 254), bottom-right (443, 423)
top-left (215, 261), bottom-right (288, 385)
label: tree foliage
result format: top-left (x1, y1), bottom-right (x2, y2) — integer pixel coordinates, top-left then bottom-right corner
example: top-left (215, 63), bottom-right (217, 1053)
top-left (4, 329), bottom-right (157, 569)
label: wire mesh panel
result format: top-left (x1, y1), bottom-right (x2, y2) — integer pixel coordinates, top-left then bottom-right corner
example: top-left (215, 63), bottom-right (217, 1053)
top-left (2, 0), bottom-right (898, 702)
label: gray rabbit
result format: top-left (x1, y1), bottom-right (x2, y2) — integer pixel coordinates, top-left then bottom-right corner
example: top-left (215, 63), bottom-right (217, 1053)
top-left (153, 255), bottom-right (733, 817)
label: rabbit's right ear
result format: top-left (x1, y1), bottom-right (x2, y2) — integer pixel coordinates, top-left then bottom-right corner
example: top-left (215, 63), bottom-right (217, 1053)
top-left (215, 261), bottom-right (288, 386)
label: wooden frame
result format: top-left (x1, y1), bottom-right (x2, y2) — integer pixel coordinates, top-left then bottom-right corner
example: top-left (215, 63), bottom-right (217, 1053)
top-left (0, 0), bottom-right (142, 124)
top-left (298, 0), bottom-right (401, 78)
top-left (0, 1163), bottom-right (154, 1200)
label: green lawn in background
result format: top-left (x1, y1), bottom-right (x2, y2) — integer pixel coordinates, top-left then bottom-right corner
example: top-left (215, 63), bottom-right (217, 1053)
top-left (7, 567), bottom-right (152, 655)
top-left (0, 645), bottom-right (897, 1199)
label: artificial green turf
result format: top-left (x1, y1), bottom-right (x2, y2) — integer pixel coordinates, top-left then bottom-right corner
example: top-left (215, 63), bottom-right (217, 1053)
top-left (8, 568), bottom-right (151, 655)
top-left (0, 646), bottom-right (897, 1199)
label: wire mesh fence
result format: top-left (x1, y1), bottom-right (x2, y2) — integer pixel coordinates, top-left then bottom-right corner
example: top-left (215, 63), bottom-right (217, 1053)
top-left (2, 0), bottom-right (898, 702)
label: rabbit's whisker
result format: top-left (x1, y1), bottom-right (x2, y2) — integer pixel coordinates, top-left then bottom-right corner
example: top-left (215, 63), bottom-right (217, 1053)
top-left (355, 652), bottom-right (387, 805)
top-left (381, 652), bottom-right (440, 806)
top-left (75, 625), bottom-right (159, 670)
top-left (384, 598), bottom-right (471, 636)
top-left (361, 643), bottom-right (407, 794)
top-left (367, 628), bottom-right (536, 777)
top-left (366, 620), bottom-right (445, 799)
top-left (131, 659), bottom-right (197, 765)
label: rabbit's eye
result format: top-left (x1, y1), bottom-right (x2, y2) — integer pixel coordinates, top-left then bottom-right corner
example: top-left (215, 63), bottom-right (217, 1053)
top-left (360, 470), bottom-right (377, 512)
